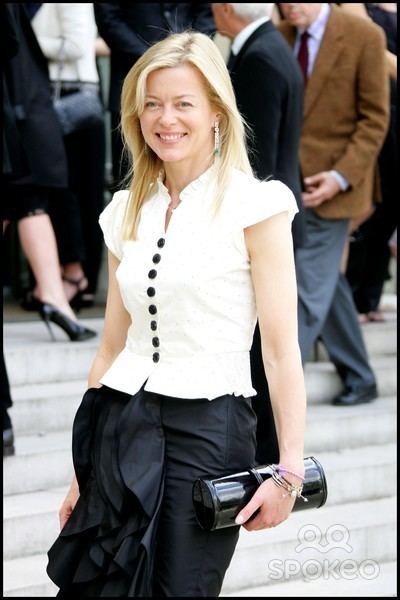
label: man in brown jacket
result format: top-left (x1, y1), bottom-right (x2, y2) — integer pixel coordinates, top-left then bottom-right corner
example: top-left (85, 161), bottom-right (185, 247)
top-left (279, 3), bottom-right (389, 405)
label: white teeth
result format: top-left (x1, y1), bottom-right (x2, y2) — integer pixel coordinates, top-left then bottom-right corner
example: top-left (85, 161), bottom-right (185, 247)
top-left (159, 134), bottom-right (185, 141)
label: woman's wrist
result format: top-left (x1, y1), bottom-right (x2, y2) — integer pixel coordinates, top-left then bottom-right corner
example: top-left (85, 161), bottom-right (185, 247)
top-left (276, 470), bottom-right (304, 486)
top-left (276, 458), bottom-right (305, 480)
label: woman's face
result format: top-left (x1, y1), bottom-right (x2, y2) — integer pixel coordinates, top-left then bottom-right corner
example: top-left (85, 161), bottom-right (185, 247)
top-left (139, 63), bottom-right (219, 167)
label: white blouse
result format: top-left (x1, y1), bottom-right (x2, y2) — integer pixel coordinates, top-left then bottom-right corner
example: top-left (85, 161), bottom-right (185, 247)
top-left (98, 164), bottom-right (298, 400)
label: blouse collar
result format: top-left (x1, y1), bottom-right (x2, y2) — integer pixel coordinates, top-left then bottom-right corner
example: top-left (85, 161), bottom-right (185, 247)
top-left (155, 161), bottom-right (218, 204)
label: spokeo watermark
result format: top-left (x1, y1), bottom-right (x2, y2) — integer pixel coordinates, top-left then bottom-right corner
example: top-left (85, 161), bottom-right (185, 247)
top-left (268, 524), bottom-right (380, 582)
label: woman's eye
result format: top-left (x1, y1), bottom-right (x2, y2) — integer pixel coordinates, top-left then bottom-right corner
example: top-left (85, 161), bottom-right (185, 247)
top-left (178, 101), bottom-right (192, 108)
top-left (145, 101), bottom-right (158, 108)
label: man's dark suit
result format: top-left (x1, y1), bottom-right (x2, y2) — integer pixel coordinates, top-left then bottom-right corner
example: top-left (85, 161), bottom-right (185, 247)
top-left (228, 20), bottom-right (305, 465)
top-left (94, 3), bottom-right (215, 185)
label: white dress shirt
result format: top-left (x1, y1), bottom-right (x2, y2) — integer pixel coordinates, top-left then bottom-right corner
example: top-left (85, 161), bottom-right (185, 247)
top-left (98, 164), bottom-right (298, 400)
top-left (293, 3), bottom-right (331, 79)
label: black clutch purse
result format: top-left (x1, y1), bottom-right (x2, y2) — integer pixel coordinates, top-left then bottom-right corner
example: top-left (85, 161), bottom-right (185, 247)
top-left (192, 456), bottom-right (327, 531)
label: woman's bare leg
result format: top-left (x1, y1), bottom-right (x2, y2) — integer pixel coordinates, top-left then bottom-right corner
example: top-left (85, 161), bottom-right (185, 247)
top-left (18, 214), bottom-right (78, 321)
top-left (62, 262), bottom-right (88, 302)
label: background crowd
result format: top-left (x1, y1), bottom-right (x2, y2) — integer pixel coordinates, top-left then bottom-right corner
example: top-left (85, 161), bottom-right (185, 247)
top-left (2, 3), bottom-right (397, 456)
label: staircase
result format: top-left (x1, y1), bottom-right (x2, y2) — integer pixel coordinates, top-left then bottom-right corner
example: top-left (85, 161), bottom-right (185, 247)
top-left (3, 296), bottom-right (397, 597)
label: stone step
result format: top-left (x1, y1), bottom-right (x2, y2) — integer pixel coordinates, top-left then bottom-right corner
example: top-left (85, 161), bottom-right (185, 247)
top-left (4, 557), bottom-right (397, 598)
top-left (222, 495), bottom-right (396, 594)
top-left (3, 441), bottom-right (396, 560)
top-left (7, 348), bottom-right (397, 437)
top-left (3, 496), bottom-right (396, 595)
top-left (4, 553), bottom-right (58, 597)
top-left (304, 395), bottom-right (396, 453)
top-left (4, 319), bottom-right (101, 387)
top-left (222, 560), bottom-right (397, 597)
top-left (308, 443), bottom-right (396, 506)
top-left (315, 312), bottom-right (396, 362)
top-left (9, 380), bottom-right (86, 434)
top-left (4, 396), bottom-right (396, 496)
top-left (3, 439), bottom-right (75, 497)
top-left (378, 292), bottom-right (396, 312)
top-left (304, 355), bottom-right (396, 404)
top-left (4, 313), bottom-right (396, 387)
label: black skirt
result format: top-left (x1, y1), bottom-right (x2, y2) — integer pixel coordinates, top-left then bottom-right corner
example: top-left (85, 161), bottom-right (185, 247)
top-left (46, 385), bottom-right (257, 597)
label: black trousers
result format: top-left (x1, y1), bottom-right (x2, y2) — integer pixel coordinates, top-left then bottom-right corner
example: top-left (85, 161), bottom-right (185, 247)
top-left (152, 391), bottom-right (257, 596)
top-left (47, 385), bottom-right (257, 597)
top-left (346, 97), bottom-right (397, 314)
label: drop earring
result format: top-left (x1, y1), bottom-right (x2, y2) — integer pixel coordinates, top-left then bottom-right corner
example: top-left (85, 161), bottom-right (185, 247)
top-left (213, 122), bottom-right (220, 156)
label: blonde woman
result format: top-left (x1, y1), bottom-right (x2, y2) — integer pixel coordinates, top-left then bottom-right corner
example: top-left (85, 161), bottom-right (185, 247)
top-left (47, 32), bottom-right (306, 597)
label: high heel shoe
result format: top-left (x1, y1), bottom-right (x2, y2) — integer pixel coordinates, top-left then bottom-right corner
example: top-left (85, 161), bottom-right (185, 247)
top-left (62, 275), bottom-right (94, 311)
top-left (39, 303), bottom-right (97, 342)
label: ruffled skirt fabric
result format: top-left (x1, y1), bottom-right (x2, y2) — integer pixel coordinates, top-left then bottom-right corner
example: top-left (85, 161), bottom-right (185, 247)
top-left (47, 386), bottom-right (165, 597)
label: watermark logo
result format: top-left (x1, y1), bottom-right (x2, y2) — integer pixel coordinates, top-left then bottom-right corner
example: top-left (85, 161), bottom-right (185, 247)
top-left (268, 524), bottom-right (380, 582)
top-left (295, 523), bottom-right (352, 553)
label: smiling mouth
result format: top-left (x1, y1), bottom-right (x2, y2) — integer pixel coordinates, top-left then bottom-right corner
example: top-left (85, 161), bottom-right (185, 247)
top-left (156, 133), bottom-right (187, 142)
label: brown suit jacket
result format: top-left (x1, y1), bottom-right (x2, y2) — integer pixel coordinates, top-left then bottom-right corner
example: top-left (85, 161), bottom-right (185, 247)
top-left (279, 5), bottom-right (389, 219)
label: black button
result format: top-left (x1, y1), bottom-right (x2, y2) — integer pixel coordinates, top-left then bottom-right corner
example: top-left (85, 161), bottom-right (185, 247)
top-left (153, 253), bottom-right (161, 264)
top-left (153, 352), bottom-right (160, 363)
top-left (147, 287), bottom-right (156, 297)
top-left (157, 238), bottom-right (165, 248)
top-left (148, 305), bottom-right (157, 315)
top-left (150, 321), bottom-right (157, 331)
top-left (152, 337), bottom-right (160, 348)
top-left (148, 269), bottom-right (157, 279)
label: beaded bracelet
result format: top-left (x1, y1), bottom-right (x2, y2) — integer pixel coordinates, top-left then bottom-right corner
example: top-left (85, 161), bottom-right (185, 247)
top-left (272, 463), bottom-right (305, 482)
top-left (271, 471), bottom-right (301, 494)
top-left (270, 471), bottom-right (291, 492)
top-left (276, 480), bottom-right (308, 503)
top-left (271, 470), bottom-right (308, 503)
top-left (271, 468), bottom-right (299, 489)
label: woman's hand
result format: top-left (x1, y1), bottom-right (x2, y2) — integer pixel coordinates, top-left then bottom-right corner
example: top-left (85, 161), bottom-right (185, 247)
top-left (59, 479), bottom-right (80, 530)
top-left (235, 477), bottom-right (297, 531)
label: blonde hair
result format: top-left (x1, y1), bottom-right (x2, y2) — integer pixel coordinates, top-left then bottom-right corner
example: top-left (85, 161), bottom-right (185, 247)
top-left (120, 31), bottom-right (253, 240)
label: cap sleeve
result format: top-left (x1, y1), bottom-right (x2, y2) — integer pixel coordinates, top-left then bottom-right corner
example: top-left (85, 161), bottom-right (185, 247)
top-left (241, 179), bottom-right (298, 229)
top-left (98, 190), bottom-right (130, 260)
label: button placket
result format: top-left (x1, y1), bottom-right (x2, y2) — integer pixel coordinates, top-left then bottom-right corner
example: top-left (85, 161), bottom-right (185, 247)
top-left (149, 237), bottom-right (165, 362)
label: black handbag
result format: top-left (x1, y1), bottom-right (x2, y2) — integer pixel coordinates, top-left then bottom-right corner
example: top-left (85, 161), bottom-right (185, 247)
top-left (192, 456), bottom-right (327, 531)
top-left (52, 38), bottom-right (103, 136)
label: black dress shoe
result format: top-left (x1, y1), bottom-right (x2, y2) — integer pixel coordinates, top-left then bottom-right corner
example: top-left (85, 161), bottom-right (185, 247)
top-left (3, 428), bottom-right (15, 457)
top-left (332, 384), bottom-right (378, 406)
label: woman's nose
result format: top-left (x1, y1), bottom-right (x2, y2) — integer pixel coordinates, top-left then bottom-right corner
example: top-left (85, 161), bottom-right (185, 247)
top-left (158, 106), bottom-right (177, 127)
